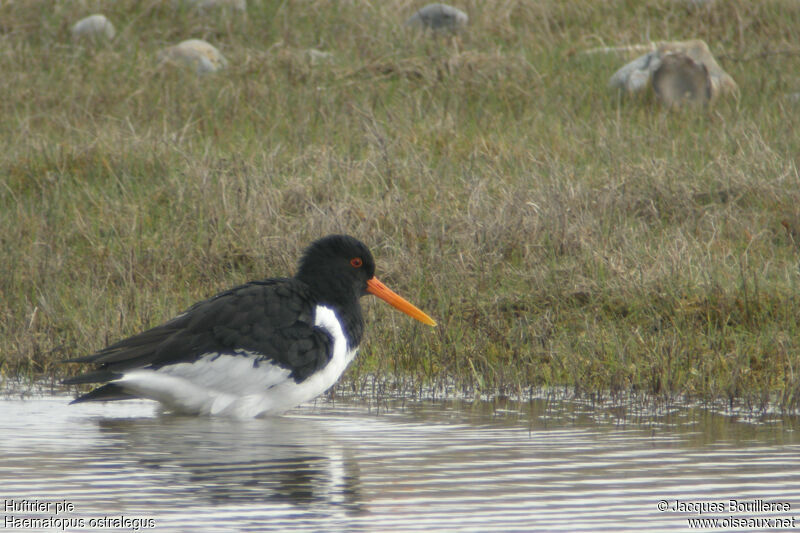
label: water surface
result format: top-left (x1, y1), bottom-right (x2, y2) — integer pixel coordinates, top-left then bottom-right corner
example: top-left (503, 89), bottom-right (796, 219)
top-left (1, 394), bottom-right (799, 531)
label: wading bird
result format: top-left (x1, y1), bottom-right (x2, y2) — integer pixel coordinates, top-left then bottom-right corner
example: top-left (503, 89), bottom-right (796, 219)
top-left (65, 235), bottom-right (436, 417)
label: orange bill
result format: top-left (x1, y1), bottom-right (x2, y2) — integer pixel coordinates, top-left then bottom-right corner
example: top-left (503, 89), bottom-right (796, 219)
top-left (366, 277), bottom-right (437, 326)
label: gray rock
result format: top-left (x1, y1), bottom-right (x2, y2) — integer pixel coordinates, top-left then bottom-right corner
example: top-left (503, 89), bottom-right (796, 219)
top-left (406, 3), bottom-right (468, 31)
top-left (652, 54), bottom-right (711, 107)
top-left (608, 50), bottom-right (659, 93)
top-left (608, 40), bottom-right (736, 105)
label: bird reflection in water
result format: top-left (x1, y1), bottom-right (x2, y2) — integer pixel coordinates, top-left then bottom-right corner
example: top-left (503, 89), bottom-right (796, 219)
top-left (93, 412), bottom-right (364, 512)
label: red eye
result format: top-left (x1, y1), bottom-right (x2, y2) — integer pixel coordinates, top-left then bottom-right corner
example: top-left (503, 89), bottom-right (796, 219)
top-left (350, 257), bottom-right (363, 268)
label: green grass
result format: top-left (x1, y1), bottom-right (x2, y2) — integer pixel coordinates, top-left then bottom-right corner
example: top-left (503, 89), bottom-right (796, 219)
top-left (2, 0), bottom-right (800, 411)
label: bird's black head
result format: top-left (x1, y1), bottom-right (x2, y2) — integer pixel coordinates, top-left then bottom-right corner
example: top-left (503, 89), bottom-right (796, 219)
top-left (296, 234), bottom-right (437, 329)
top-left (295, 235), bottom-right (376, 306)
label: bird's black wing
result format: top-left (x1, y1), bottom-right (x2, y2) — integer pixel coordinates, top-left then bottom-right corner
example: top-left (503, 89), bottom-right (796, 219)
top-left (64, 279), bottom-right (335, 401)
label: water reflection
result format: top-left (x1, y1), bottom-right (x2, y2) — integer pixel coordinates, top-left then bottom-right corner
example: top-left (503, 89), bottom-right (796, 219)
top-left (93, 414), bottom-right (363, 511)
top-left (2, 395), bottom-right (800, 532)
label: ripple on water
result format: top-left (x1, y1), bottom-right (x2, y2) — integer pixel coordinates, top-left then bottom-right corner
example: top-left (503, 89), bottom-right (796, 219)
top-left (1, 395), bottom-right (799, 532)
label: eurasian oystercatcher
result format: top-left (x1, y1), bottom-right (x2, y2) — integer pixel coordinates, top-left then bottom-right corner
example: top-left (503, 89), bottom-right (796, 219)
top-left (64, 235), bottom-right (436, 417)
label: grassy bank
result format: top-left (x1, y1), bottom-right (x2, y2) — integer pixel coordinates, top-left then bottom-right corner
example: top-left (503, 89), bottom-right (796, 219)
top-left (2, 0), bottom-right (800, 410)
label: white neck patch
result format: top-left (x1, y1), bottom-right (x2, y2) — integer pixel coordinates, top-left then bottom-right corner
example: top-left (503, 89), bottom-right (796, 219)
top-left (312, 304), bottom-right (357, 376)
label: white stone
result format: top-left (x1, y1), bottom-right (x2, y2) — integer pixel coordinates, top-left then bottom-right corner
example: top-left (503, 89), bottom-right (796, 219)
top-left (158, 39), bottom-right (228, 74)
top-left (71, 14), bottom-right (115, 41)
